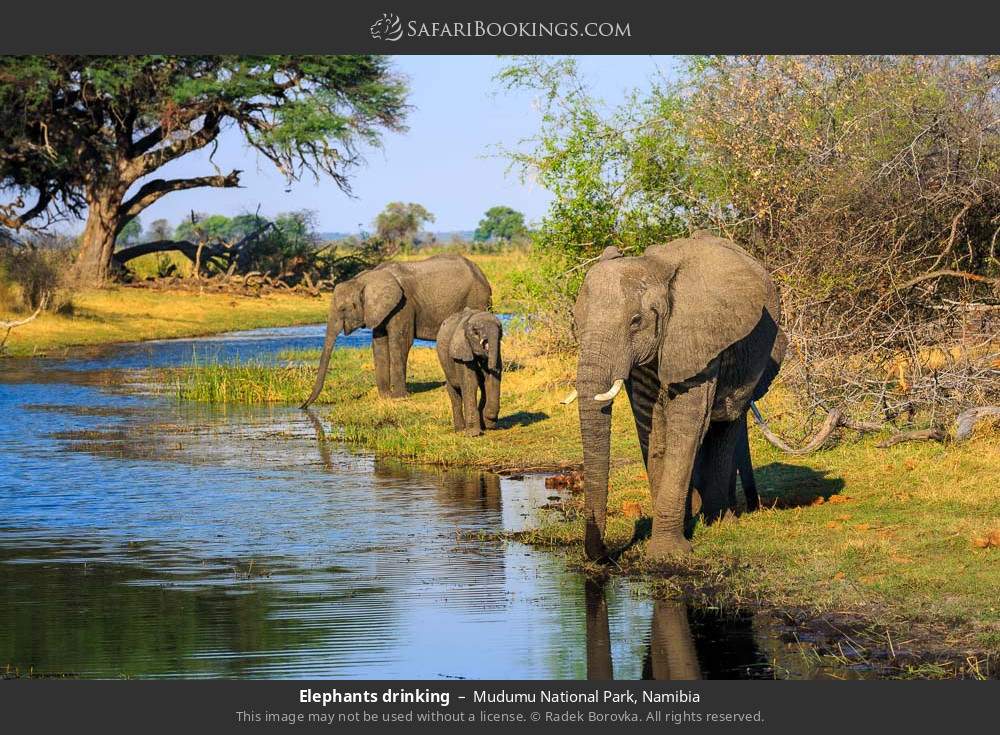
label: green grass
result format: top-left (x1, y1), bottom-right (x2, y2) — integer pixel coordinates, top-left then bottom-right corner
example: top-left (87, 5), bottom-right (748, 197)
top-left (173, 333), bottom-right (1000, 662)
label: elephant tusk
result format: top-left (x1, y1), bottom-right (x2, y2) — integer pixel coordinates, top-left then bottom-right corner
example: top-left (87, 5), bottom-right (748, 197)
top-left (593, 379), bottom-right (624, 402)
top-left (560, 389), bottom-right (578, 405)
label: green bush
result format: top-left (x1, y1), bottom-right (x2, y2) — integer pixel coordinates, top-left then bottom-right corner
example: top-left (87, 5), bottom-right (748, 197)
top-left (498, 55), bottom-right (1000, 422)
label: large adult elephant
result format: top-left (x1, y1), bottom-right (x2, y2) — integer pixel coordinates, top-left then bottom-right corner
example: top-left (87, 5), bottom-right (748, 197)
top-left (301, 254), bottom-right (492, 406)
top-left (567, 231), bottom-right (785, 561)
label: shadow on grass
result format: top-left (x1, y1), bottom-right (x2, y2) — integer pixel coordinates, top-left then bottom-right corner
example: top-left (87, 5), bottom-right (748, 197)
top-left (603, 517), bottom-right (653, 563)
top-left (406, 380), bottom-right (445, 394)
top-left (497, 411), bottom-right (549, 429)
top-left (605, 463), bottom-right (846, 562)
top-left (755, 462), bottom-right (846, 509)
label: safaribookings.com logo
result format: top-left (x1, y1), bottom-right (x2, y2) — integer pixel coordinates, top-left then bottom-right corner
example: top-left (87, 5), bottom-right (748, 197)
top-left (370, 13), bottom-right (404, 41)
top-left (370, 14), bottom-right (631, 41)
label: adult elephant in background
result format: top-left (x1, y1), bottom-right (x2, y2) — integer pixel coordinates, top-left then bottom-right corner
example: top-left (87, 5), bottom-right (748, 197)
top-left (301, 254), bottom-right (492, 406)
top-left (567, 231), bottom-right (785, 562)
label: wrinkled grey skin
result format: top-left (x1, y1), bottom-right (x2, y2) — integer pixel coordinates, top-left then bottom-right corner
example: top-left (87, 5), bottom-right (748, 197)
top-left (573, 231), bottom-right (785, 561)
top-left (435, 308), bottom-right (503, 437)
top-left (302, 255), bottom-right (491, 406)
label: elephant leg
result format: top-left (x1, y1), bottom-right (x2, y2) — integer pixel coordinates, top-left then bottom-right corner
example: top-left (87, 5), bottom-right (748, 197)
top-left (445, 381), bottom-right (464, 431)
top-left (372, 328), bottom-right (391, 397)
top-left (476, 369), bottom-right (488, 431)
top-left (735, 413), bottom-right (759, 512)
top-left (649, 600), bottom-right (701, 680)
top-left (483, 371), bottom-right (500, 429)
top-left (646, 399), bottom-right (666, 505)
top-left (460, 366), bottom-right (482, 437)
top-left (698, 419), bottom-right (742, 523)
top-left (648, 377), bottom-right (716, 559)
top-left (626, 364), bottom-right (659, 470)
top-left (388, 320), bottom-right (413, 399)
top-left (626, 364), bottom-right (661, 513)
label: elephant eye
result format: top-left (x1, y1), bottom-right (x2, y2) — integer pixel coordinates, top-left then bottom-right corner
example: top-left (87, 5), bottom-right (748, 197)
top-left (629, 314), bottom-right (642, 330)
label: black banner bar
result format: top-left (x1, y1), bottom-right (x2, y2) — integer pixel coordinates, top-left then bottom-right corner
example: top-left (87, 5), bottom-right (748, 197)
top-left (0, 680), bottom-right (992, 733)
top-left (2, 1), bottom-right (1000, 54)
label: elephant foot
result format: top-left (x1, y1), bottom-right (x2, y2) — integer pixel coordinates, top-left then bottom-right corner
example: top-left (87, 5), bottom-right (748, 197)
top-left (484, 419), bottom-right (499, 430)
top-left (646, 535), bottom-right (693, 561)
top-left (388, 390), bottom-right (409, 400)
top-left (463, 427), bottom-right (483, 438)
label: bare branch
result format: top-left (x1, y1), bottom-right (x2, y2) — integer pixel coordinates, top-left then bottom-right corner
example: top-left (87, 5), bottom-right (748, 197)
top-left (876, 428), bottom-right (947, 448)
top-left (897, 269), bottom-right (1000, 292)
top-left (0, 293), bottom-right (48, 352)
top-left (0, 189), bottom-right (53, 230)
top-left (118, 170), bottom-right (241, 220)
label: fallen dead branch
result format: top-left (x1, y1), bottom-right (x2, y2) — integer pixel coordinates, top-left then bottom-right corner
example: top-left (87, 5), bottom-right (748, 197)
top-left (876, 428), bottom-right (947, 448)
top-left (750, 404), bottom-right (844, 455)
top-left (955, 406), bottom-right (1000, 441)
top-left (0, 293), bottom-right (48, 352)
top-left (752, 400), bottom-right (999, 455)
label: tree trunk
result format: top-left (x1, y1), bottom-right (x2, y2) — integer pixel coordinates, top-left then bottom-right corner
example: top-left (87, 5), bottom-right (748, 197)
top-left (71, 188), bottom-right (126, 287)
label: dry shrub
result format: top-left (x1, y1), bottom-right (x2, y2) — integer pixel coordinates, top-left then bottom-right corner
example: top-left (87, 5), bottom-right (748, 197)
top-left (0, 245), bottom-right (76, 314)
top-left (684, 56), bottom-right (1000, 426)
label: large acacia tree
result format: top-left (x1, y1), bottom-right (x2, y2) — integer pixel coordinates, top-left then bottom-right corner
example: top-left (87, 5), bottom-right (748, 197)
top-left (0, 56), bottom-right (408, 285)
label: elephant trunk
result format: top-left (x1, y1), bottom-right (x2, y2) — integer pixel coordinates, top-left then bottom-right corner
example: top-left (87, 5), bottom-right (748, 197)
top-left (577, 340), bottom-right (630, 560)
top-left (579, 377), bottom-right (613, 561)
top-left (300, 316), bottom-right (342, 409)
top-left (577, 333), bottom-right (632, 560)
top-left (487, 322), bottom-right (501, 373)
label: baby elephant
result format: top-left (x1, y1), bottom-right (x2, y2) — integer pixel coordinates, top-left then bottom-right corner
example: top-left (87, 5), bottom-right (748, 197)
top-left (436, 308), bottom-right (503, 436)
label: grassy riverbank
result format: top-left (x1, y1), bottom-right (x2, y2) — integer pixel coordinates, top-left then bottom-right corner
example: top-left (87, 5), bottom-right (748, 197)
top-left (0, 251), bottom-right (527, 358)
top-left (19, 250), bottom-right (992, 673)
top-left (174, 333), bottom-right (1000, 672)
top-left (0, 287), bottom-right (329, 357)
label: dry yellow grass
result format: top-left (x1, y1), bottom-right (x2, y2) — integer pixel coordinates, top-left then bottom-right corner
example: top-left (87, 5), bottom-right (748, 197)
top-left (1, 286), bottom-right (328, 357)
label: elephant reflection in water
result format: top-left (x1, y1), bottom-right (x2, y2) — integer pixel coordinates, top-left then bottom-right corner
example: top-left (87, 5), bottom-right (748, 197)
top-left (302, 415), bottom-right (501, 512)
top-left (303, 408), bottom-right (335, 470)
top-left (585, 578), bottom-right (701, 680)
top-left (372, 458), bottom-right (502, 512)
top-left (643, 600), bottom-right (701, 680)
top-left (434, 470), bottom-right (502, 512)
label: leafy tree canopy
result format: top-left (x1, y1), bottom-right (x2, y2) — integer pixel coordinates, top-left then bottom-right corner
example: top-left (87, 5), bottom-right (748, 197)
top-left (0, 55), bottom-right (409, 284)
top-left (473, 206), bottom-right (528, 242)
top-left (373, 202), bottom-right (435, 251)
top-left (116, 216), bottom-right (142, 246)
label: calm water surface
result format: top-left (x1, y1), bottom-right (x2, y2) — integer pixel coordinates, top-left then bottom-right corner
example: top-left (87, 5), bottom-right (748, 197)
top-left (0, 325), bottom-right (841, 679)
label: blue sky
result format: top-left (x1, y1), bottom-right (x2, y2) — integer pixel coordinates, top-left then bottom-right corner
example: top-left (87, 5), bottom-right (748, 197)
top-left (134, 56), bottom-right (677, 234)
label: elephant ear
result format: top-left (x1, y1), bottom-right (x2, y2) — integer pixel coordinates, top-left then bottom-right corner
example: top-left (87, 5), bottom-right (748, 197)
top-left (660, 250), bottom-right (771, 386)
top-left (362, 269), bottom-right (404, 328)
top-left (449, 316), bottom-right (474, 362)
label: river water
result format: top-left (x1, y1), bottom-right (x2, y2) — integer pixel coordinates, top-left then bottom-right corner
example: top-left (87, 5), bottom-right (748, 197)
top-left (0, 324), bottom-right (850, 679)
